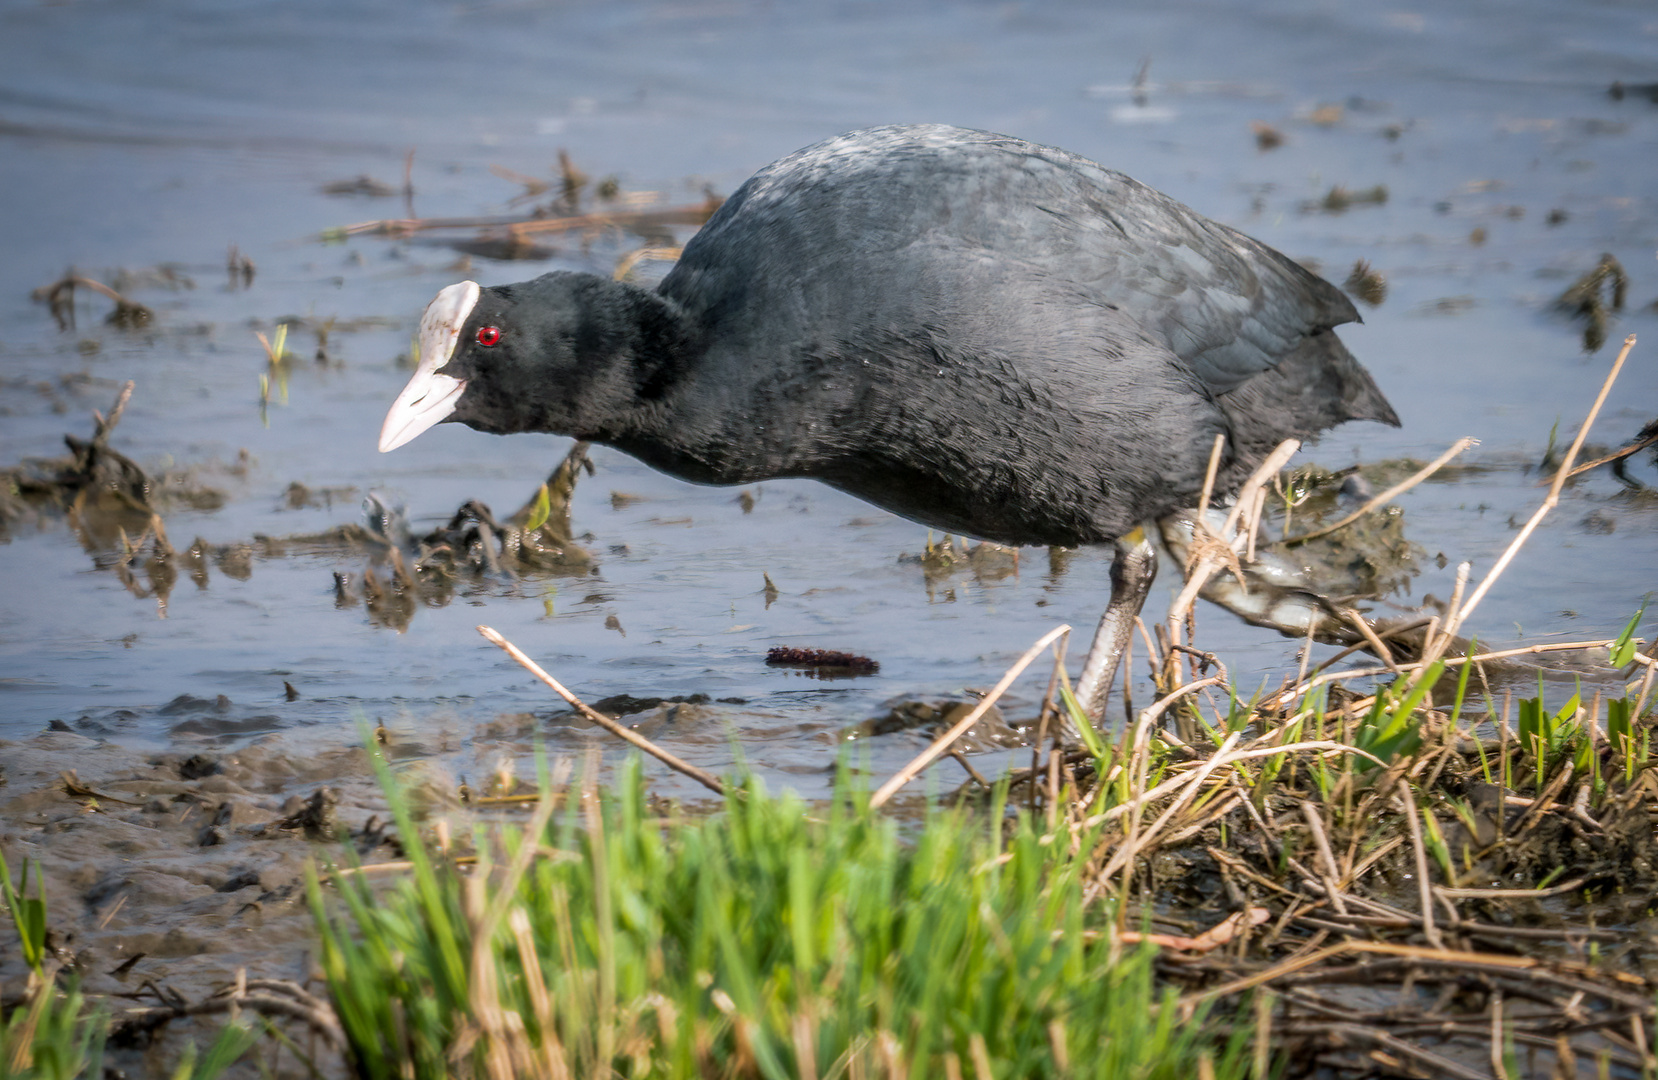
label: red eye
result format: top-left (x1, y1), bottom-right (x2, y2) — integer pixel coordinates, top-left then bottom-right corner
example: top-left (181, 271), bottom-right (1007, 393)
top-left (475, 326), bottom-right (502, 347)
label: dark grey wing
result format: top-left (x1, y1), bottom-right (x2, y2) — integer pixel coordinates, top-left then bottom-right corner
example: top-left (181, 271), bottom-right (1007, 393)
top-left (1028, 160), bottom-right (1361, 393)
top-left (661, 125), bottom-right (1360, 396)
top-left (662, 216), bottom-right (1244, 543)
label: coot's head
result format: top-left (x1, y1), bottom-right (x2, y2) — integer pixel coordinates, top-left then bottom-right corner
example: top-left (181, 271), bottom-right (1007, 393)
top-left (379, 272), bottom-right (639, 451)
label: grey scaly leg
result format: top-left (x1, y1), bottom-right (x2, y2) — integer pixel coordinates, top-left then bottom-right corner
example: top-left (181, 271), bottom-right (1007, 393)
top-left (1072, 530), bottom-right (1158, 727)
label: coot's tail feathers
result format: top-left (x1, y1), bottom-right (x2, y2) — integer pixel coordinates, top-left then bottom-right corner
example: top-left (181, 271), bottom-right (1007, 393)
top-left (1216, 328), bottom-right (1400, 475)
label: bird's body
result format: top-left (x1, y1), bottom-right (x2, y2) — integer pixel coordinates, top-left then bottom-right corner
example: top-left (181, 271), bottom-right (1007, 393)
top-left (641, 125), bottom-right (1393, 545)
top-left (381, 125), bottom-right (1398, 719)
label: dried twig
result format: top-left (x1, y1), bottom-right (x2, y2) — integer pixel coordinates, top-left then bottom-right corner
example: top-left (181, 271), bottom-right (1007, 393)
top-left (1398, 778), bottom-right (1442, 948)
top-left (1167, 439), bottom-right (1300, 640)
top-left (1437, 335), bottom-right (1635, 646)
top-left (870, 625), bottom-right (1071, 809)
top-left (334, 199), bottom-right (721, 241)
top-left (1299, 804), bottom-right (1347, 916)
top-left (1282, 436), bottom-right (1476, 545)
top-left (477, 625), bottom-right (727, 797)
top-left (1563, 425), bottom-right (1658, 479)
top-left (1117, 907), bottom-right (1270, 952)
top-left (117, 981), bottom-right (343, 1051)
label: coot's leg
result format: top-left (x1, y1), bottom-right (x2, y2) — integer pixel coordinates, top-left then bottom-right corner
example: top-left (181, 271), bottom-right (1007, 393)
top-left (1072, 529), bottom-right (1158, 724)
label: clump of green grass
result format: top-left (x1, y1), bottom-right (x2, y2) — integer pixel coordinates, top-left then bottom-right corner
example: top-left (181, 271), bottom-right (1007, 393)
top-left (1, 849), bottom-right (258, 1080)
top-left (0, 849), bottom-right (99, 1080)
top-left (310, 750), bottom-right (1249, 1079)
top-left (0, 978), bottom-right (102, 1080)
top-left (0, 975), bottom-right (255, 1080)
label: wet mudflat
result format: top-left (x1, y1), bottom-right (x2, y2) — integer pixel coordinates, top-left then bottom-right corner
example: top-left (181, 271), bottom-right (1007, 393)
top-left (2, 1), bottom-right (1657, 1076)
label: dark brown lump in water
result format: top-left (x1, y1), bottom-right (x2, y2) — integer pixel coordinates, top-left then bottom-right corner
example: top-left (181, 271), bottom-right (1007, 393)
top-left (765, 647), bottom-right (880, 675)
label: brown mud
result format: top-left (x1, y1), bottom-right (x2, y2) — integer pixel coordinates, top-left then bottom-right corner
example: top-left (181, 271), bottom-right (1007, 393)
top-left (7, 674), bottom-right (1658, 1078)
top-left (0, 732), bottom-right (386, 1077)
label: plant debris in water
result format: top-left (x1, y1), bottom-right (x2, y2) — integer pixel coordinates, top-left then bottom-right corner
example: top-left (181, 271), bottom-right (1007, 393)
top-left (1306, 183), bottom-right (1388, 214)
top-left (321, 148), bottom-right (725, 262)
top-left (327, 441), bottom-right (596, 631)
top-left (0, 382), bottom-right (241, 613)
top-left (1251, 121), bottom-right (1284, 150)
top-left (1342, 258), bottom-right (1387, 306)
top-left (764, 645), bottom-right (880, 675)
top-left (1555, 252), bottom-right (1627, 352)
top-left (846, 696), bottom-right (1023, 750)
top-left (31, 273), bottom-right (154, 331)
top-left (0, 385), bottom-right (598, 628)
top-left (320, 174), bottom-right (399, 197)
top-left (899, 532), bottom-right (1020, 602)
top-left (1608, 80), bottom-right (1658, 104)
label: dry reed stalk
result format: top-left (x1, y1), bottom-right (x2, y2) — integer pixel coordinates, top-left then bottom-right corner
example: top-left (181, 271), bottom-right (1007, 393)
top-left (1299, 804), bottom-right (1347, 916)
top-left (1398, 778), bottom-right (1442, 948)
top-left (475, 783), bottom-right (563, 947)
top-left (1630, 652), bottom-right (1657, 721)
top-left (1252, 990), bottom-right (1273, 1080)
top-left (1094, 730), bottom-right (1242, 883)
top-left (1427, 560), bottom-right (1472, 679)
top-left (1432, 877), bottom-right (1588, 902)
top-left (1282, 436), bottom-right (1476, 546)
top-left (1028, 630), bottom-right (1070, 811)
top-left (6, 977), bottom-right (50, 1075)
top-left (95, 381), bottom-right (134, 441)
top-left (507, 905), bottom-right (570, 1080)
top-left (967, 1032), bottom-right (992, 1080)
top-left (1166, 440), bottom-right (1300, 643)
top-left (477, 624), bottom-right (726, 796)
top-left (792, 1013), bottom-right (819, 1080)
top-left (1417, 335), bottom-right (1636, 689)
top-left (613, 246), bottom-right (683, 281)
top-left (464, 870), bottom-right (518, 1080)
top-left (1344, 610), bottom-right (1400, 673)
top-left (1488, 989), bottom-right (1508, 1080)
top-left (1196, 433), bottom-right (1226, 522)
top-left (869, 624), bottom-right (1071, 809)
top-left (1047, 1019), bottom-right (1070, 1072)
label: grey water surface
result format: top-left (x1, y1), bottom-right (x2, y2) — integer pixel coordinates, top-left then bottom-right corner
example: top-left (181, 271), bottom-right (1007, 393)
top-left (2, 0), bottom-right (1655, 796)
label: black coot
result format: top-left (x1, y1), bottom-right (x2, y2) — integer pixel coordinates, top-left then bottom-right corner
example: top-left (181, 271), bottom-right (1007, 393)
top-left (380, 125), bottom-right (1398, 721)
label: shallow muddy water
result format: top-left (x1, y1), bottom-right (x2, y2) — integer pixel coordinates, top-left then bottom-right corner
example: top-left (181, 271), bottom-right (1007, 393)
top-left (2, 0), bottom-right (1656, 800)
